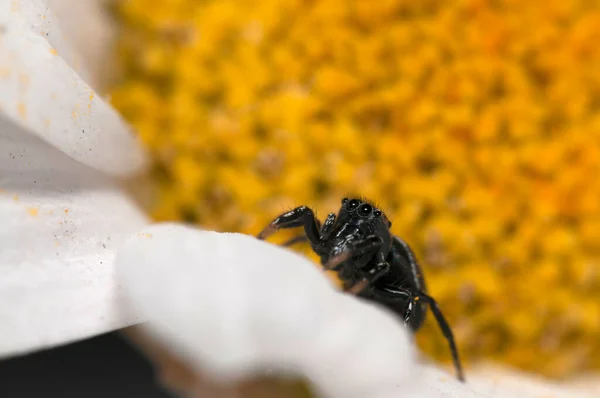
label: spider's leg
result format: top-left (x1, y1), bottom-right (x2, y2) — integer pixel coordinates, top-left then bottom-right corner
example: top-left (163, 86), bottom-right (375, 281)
top-left (414, 291), bottom-right (465, 382)
top-left (324, 235), bottom-right (383, 270)
top-left (281, 235), bottom-right (309, 247)
top-left (370, 286), bottom-right (464, 382)
top-left (257, 206), bottom-right (321, 245)
top-left (320, 213), bottom-right (337, 239)
top-left (343, 251), bottom-right (390, 294)
top-left (281, 213), bottom-right (336, 247)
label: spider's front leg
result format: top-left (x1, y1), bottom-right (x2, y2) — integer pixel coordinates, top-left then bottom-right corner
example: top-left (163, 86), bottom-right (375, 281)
top-left (281, 213), bottom-right (337, 247)
top-left (343, 251), bottom-right (391, 295)
top-left (323, 237), bottom-right (390, 294)
top-left (257, 206), bottom-right (322, 245)
top-left (324, 235), bottom-right (384, 270)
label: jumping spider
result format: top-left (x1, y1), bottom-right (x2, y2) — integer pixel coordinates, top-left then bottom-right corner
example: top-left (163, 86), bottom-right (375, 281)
top-left (257, 197), bottom-right (465, 382)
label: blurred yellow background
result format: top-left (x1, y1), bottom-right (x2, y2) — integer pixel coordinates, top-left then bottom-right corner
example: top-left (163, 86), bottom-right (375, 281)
top-left (110, 0), bottom-right (600, 378)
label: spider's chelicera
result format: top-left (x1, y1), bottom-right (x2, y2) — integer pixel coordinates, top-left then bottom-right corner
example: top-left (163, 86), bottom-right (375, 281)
top-left (257, 197), bottom-right (465, 382)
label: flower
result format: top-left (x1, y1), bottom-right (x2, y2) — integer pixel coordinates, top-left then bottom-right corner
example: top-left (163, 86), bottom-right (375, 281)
top-left (1, 2), bottom-right (598, 396)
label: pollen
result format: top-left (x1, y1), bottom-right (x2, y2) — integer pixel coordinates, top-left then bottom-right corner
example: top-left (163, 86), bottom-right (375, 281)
top-left (111, 0), bottom-right (600, 378)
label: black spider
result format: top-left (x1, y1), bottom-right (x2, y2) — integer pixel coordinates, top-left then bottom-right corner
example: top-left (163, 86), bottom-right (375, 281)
top-left (257, 197), bottom-right (465, 382)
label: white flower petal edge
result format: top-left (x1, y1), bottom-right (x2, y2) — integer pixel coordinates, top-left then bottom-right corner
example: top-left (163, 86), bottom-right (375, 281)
top-left (44, 0), bottom-right (117, 90)
top-left (0, 0), bottom-right (148, 177)
top-left (408, 364), bottom-right (595, 398)
top-left (2, 0), bottom-right (94, 86)
top-left (115, 223), bottom-right (422, 398)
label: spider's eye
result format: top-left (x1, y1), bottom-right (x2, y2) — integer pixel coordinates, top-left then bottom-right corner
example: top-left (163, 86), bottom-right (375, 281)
top-left (347, 199), bottom-right (360, 210)
top-left (358, 203), bottom-right (372, 216)
top-left (374, 210), bottom-right (382, 217)
top-left (342, 198), bottom-right (348, 204)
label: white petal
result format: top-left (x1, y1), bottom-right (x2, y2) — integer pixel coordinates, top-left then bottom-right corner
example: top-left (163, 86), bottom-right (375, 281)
top-left (463, 366), bottom-right (597, 398)
top-left (0, 0), bottom-right (151, 357)
top-left (0, 0), bottom-right (148, 177)
top-left (2, 0), bottom-right (94, 85)
top-left (0, 116), bottom-right (149, 358)
top-left (115, 224), bottom-right (417, 398)
top-left (425, 365), bottom-right (597, 398)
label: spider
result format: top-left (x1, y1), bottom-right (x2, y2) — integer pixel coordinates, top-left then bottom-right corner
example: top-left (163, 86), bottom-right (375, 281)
top-left (257, 197), bottom-right (465, 382)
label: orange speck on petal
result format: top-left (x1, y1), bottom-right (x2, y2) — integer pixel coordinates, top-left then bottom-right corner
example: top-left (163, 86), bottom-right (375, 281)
top-left (49, 48), bottom-right (58, 55)
top-left (64, 209), bottom-right (69, 214)
top-left (17, 102), bottom-right (26, 120)
top-left (19, 73), bottom-right (30, 91)
top-left (28, 207), bottom-right (39, 217)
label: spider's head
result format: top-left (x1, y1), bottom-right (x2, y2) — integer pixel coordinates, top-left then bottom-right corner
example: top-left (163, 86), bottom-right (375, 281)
top-left (339, 197), bottom-right (392, 230)
top-left (323, 197), bottom-right (394, 269)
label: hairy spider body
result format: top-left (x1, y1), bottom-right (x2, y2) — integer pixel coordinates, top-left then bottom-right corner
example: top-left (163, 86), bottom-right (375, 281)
top-left (257, 197), bottom-right (465, 382)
